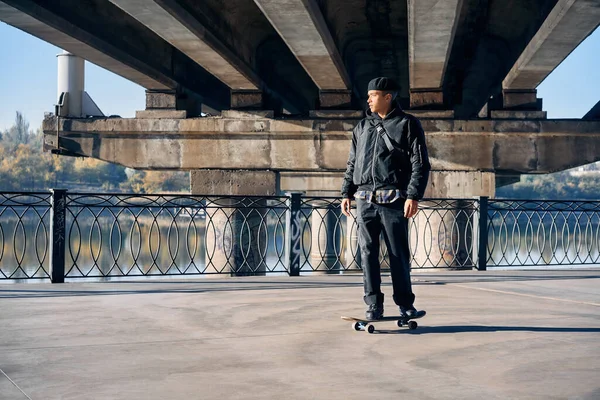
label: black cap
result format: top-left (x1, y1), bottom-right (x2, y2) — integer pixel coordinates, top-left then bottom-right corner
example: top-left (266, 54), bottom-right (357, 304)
top-left (367, 77), bottom-right (400, 92)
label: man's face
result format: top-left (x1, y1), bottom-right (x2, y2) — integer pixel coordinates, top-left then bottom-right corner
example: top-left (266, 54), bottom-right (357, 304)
top-left (367, 90), bottom-right (391, 114)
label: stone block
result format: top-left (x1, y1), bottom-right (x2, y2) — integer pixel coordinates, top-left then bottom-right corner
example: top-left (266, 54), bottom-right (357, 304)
top-left (146, 90), bottom-right (176, 109)
top-left (269, 139), bottom-right (319, 170)
top-left (318, 90), bottom-right (352, 109)
top-left (231, 91), bottom-right (263, 109)
top-left (221, 110), bottom-right (274, 119)
top-left (491, 110), bottom-right (547, 120)
top-left (269, 120), bottom-right (314, 132)
top-left (493, 119), bottom-right (541, 133)
top-left (408, 110), bottom-right (454, 119)
top-left (409, 89), bottom-right (444, 109)
top-left (279, 172), bottom-right (344, 194)
top-left (135, 110), bottom-right (187, 119)
top-left (425, 171), bottom-right (495, 198)
top-left (309, 110), bottom-right (363, 119)
top-left (190, 170), bottom-right (276, 195)
top-left (502, 89), bottom-right (540, 110)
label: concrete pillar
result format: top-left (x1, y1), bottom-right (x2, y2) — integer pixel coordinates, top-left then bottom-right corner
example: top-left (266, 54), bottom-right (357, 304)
top-left (139, 89), bottom-right (187, 119)
top-left (318, 90), bottom-right (352, 109)
top-left (191, 170), bottom-right (276, 276)
top-left (502, 89), bottom-right (541, 110)
top-left (411, 171), bottom-right (495, 269)
top-left (231, 90), bottom-right (263, 109)
top-left (409, 89), bottom-right (444, 109)
top-left (310, 206), bottom-right (341, 272)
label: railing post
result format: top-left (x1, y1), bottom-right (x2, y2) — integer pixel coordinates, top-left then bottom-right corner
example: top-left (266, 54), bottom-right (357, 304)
top-left (285, 192), bottom-right (303, 276)
top-left (476, 196), bottom-right (488, 271)
top-left (49, 189), bottom-right (67, 283)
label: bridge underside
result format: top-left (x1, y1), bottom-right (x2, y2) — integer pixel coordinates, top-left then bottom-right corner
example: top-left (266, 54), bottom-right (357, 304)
top-left (4, 0), bottom-right (600, 197)
top-left (2, 0), bottom-right (599, 116)
top-left (43, 113), bottom-right (600, 197)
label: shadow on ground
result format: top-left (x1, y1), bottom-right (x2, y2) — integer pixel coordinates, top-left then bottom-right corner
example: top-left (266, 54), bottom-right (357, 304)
top-left (374, 325), bottom-right (600, 335)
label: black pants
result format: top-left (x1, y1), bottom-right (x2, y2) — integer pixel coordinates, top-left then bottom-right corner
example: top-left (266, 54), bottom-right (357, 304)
top-left (356, 198), bottom-right (415, 307)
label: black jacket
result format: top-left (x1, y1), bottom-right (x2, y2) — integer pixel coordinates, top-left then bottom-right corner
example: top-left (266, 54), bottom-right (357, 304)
top-left (341, 104), bottom-right (431, 200)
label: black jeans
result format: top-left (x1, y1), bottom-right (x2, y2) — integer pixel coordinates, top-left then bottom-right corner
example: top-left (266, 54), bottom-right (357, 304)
top-left (356, 198), bottom-right (415, 307)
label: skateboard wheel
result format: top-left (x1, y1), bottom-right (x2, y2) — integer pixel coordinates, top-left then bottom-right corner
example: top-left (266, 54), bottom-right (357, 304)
top-left (408, 321), bottom-right (418, 330)
top-left (396, 320), bottom-right (404, 328)
top-left (353, 322), bottom-right (363, 331)
top-left (366, 324), bottom-right (375, 334)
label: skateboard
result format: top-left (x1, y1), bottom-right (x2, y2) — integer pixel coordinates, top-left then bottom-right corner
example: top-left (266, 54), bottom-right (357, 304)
top-left (341, 310), bottom-right (426, 334)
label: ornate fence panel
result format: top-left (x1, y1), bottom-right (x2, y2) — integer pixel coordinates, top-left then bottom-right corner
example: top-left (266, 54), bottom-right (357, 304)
top-left (487, 200), bottom-right (600, 267)
top-left (2, 191), bottom-right (600, 281)
top-left (411, 199), bottom-right (478, 269)
top-left (296, 197), bottom-right (478, 272)
top-left (63, 193), bottom-right (289, 278)
top-left (0, 192), bottom-right (51, 279)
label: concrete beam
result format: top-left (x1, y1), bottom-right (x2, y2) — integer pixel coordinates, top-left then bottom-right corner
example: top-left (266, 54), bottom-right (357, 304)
top-left (0, 1), bottom-right (168, 90)
top-left (503, 0), bottom-right (600, 90)
top-left (43, 115), bottom-right (600, 176)
top-left (108, 0), bottom-right (259, 91)
top-left (253, 0), bottom-right (350, 93)
top-left (408, 0), bottom-right (462, 108)
top-left (0, 0), bottom-right (231, 110)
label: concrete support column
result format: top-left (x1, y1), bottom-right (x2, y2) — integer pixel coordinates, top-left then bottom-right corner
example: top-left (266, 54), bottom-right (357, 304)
top-left (410, 89), bottom-right (444, 109)
top-left (231, 90), bottom-right (263, 110)
top-left (191, 170), bottom-right (276, 276)
top-left (146, 89), bottom-right (176, 109)
top-left (139, 89), bottom-right (187, 119)
top-left (310, 207), bottom-right (341, 272)
top-left (318, 90), bottom-right (352, 109)
top-left (502, 89), bottom-right (541, 110)
top-left (411, 171), bottom-right (495, 269)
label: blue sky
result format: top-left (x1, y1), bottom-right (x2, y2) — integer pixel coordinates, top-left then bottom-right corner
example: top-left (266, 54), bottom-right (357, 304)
top-left (0, 22), bottom-right (599, 132)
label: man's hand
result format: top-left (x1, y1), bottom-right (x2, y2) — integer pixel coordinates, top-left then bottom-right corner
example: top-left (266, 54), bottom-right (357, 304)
top-left (404, 199), bottom-right (419, 218)
top-left (341, 198), bottom-right (352, 217)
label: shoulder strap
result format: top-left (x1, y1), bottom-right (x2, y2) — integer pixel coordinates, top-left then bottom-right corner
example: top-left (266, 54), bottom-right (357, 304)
top-left (376, 123), bottom-right (395, 152)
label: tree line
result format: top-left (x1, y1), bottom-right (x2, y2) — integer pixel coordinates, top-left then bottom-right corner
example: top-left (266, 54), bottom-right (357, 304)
top-left (1, 111), bottom-right (599, 198)
top-left (0, 112), bottom-right (189, 193)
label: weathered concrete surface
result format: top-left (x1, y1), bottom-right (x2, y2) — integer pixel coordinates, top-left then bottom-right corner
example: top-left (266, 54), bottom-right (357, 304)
top-left (190, 170), bottom-right (277, 196)
top-left (109, 0), bottom-right (259, 91)
top-left (0, 270), bottom-right (599, 399)
top-left (3, 0), bottom-right (596, 116)
top-left (407, 0), bottom-right (461, 107)
top-left (253, 0), bottom-right (350, 90)
top-left (425, 171), bottom-right (495, 198)
top-left (503, 0), bottom-right (600, 91)
top-left (43, 115), bottom-right (600, 175)
top-left (279, 171), bottom-right (495, 198)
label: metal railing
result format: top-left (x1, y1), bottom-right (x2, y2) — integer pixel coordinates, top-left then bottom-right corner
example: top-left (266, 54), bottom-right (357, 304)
top-left (1, 191), bottom-right (599, 281)
top-left (487, 199), bottom-right (600, 267)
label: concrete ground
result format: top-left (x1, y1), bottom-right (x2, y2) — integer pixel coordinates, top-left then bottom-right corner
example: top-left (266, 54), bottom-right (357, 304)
top-left (0, 269), bottom-right (599, 400)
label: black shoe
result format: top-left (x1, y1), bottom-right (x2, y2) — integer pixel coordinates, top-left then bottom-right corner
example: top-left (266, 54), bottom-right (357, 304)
top-left (399, 305), bottom-right (417, 318)
top-left (366, 304), bottom-right (384, 320)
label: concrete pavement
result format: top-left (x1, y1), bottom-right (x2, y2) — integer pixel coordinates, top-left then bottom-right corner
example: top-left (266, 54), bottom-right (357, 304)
top-left (1, 270), bottom-right (599, 399)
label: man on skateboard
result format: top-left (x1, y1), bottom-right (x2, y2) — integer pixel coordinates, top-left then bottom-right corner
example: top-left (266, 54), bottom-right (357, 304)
top-left (341, 77), bottom-right (431, 321)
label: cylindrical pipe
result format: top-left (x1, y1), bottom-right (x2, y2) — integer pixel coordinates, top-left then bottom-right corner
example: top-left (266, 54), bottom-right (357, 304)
top-left (57, 51), bottom-right (84, 117)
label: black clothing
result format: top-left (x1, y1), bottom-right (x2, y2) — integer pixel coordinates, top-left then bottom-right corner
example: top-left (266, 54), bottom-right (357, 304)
top-left (366, 303), bottom-right (384, 320)
top-left (341, 103), bottom-right (431, 201)
top-left (356, 198), bottom-right (414, 307)
top-left (341, 102), bottom-right (430, 310)
top-left (368, 77), bottom-right (400, 92)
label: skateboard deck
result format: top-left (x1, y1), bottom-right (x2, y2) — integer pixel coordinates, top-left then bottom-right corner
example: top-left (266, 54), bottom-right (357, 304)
top-left (341, 310), bottom-right (426, 333)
